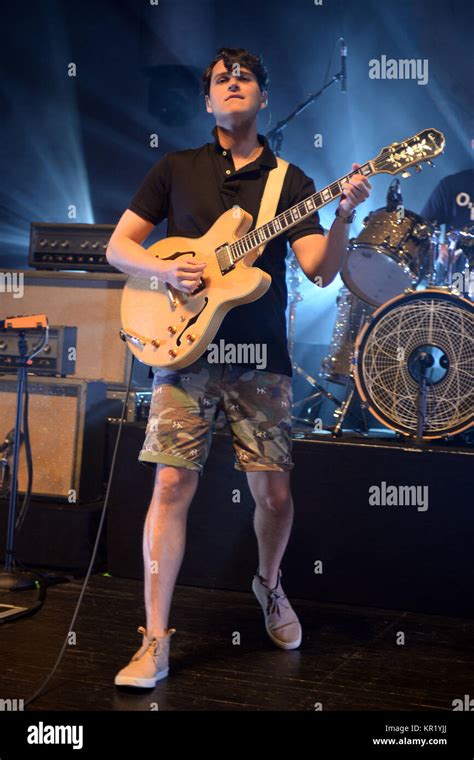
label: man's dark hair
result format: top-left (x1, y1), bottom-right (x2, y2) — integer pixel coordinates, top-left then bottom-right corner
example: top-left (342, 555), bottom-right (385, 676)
top-left (201, 47), bottom-right (269, 97)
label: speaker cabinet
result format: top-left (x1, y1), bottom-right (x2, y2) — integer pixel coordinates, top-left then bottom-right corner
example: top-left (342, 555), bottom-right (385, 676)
top-left (0, 269), bottom-right (139, 384)
top-left (0, 376), bottom-right (107, 501)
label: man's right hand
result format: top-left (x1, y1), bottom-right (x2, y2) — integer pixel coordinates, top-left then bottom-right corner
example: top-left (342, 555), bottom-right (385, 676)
top-left (158, 255), bottom-right (207, 294)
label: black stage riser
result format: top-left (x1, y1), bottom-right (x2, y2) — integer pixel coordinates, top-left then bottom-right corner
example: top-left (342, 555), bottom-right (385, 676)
top-left (0, 501), bottom-right (106, 571)
top-left (105, 422), bottom-right (474, 618)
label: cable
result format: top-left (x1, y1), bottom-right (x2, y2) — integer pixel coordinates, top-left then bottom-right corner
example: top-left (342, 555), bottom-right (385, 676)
top-left (0, 369), bottom-right (50, 620)
top-left (321, 36), bottom-right (343, 90)
top-left (23, 356), bottom-right (135, 708)
top-left (0, 370), bottom-right (71, 608)
top-left (0, 579), bottom-right (47, 624)
top-left (16, 369), bottom-right (33, 534)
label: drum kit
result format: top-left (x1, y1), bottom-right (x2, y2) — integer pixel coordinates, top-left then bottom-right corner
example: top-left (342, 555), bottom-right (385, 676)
top-left (290, 182), bottom-right (474, 441)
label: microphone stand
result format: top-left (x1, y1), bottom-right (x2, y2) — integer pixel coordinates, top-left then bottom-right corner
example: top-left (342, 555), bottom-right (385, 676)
top-left (266, 71), bottom-right (345, 157)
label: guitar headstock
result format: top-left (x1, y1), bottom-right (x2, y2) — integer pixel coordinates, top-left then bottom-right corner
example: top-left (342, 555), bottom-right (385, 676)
top-left (373, 129), bottom-right (445, 176)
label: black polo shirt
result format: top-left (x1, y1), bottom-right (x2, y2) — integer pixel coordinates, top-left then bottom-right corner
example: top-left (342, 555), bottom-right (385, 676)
top-left (128, 126), bottom-right (325, 376)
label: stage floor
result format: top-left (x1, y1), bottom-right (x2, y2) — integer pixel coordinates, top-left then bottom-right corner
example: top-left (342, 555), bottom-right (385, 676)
top-left (1, 574), bottom-right (473, 711)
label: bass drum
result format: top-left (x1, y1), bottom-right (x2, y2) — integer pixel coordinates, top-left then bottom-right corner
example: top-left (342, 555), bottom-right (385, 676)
top-left (342, 207), bottom-right (432, 306)
top-left (353, 289), bottom-right (474, 439)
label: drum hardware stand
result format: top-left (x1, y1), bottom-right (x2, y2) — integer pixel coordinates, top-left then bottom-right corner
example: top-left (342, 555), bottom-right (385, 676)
top-left (292, 365), bottom-right (344, 430)
top-left (0, 315), bottom-right (48, 591)
top-left (286, 251), bottom-right (343, 429)
top-left (332, 382), bottom-right (355, 436)
top-left (445, 232), bottom-right (457, 289)
top-left (427, 227), bottom-right (440, 287)
top-left (325, 293), bottom-right (373, 437)
top-left (331, 378), bottom-right (371, 437)
top-left (445, 230), bottom-right (465, 291)
top-left (428, 227), bottom-right (460, 291)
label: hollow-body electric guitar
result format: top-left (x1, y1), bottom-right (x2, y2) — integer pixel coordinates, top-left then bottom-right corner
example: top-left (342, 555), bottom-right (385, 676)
top-left (120, 128), bottom-right (445, 369)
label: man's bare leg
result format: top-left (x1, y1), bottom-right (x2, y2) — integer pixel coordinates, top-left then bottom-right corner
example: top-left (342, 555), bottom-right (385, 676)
top-left (247, 470), bottom-right (301, 648)
top-left (246, 471), bottom-right (293, 587)
top-left (143, 464), bottom-right (199, 636)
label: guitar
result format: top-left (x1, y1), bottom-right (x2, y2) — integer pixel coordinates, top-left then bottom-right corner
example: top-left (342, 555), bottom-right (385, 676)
top-left (120, 128), bottom-right (445, 369)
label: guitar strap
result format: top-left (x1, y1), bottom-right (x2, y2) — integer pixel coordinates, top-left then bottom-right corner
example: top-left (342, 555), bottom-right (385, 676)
top-left (253, 157), bottom-right (289, 258)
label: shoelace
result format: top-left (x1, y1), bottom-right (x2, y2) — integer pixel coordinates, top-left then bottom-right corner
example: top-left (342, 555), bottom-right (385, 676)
top-left (132, 627), bottom-right (160, 661)
top-left (266, 589), bottom-right (290, 617)
top-left (256, 573), bottom-right (290, 617)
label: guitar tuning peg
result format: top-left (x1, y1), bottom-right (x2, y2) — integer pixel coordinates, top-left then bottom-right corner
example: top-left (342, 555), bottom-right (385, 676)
top-left (415, 164), bottom-right (422, 173)
top-left (401, 171), bottom-right (411, 178)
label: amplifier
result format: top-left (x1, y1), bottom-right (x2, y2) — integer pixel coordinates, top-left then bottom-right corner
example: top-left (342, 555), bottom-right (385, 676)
top-left (29, 222), bottom-right (118, 272)
top-left (0, 269), bottom-right (151, 385)
top-left (105, 388), bottom-right (152, 422)
top-left (0, 326), bottom-right (77, 376)
top-left (0, 377), bottom-right (107, 501)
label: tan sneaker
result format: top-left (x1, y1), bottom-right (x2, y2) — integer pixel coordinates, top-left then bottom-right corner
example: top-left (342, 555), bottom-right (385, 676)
top-left (252, 569), bottom-right (302, 650)
top-left (114, 626), bottom-right (176, 688)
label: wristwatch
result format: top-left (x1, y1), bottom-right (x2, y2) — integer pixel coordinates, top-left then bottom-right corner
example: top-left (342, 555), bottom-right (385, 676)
top-left (335, 207), bottom-right (356, 223)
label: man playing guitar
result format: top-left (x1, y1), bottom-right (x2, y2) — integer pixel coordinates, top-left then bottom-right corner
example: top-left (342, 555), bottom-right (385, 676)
top-left (108, 47), bottom-right (371, 688)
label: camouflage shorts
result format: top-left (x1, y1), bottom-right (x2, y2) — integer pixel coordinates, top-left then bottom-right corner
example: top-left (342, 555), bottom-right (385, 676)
top-left (138, 356), bottom-right (294, 473)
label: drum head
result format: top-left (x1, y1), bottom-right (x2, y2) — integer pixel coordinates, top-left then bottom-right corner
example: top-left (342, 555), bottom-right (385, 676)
top-left (341, 207), bottom-right (432, 306)
top-left (342, 245), bottom-right (414, 306)
top-left (353, 289), bottom-right (474, 438)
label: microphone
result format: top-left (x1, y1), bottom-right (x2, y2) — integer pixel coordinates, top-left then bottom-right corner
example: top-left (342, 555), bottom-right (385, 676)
top-left (340, 39), bottom-right (347, 92)
top-left (386, 178), bottom-right (403, 211)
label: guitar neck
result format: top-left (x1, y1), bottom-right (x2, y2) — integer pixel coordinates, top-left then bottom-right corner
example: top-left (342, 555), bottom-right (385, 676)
top-left (229, 161), bottom-right (377, 262)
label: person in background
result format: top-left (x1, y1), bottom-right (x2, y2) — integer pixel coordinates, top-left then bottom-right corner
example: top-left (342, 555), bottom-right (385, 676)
top-left (421, 167), bottom-right (474, 289)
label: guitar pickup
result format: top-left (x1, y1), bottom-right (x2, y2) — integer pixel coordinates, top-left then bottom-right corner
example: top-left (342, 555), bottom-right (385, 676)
top-left (216, 244), bottom-right (234, 274)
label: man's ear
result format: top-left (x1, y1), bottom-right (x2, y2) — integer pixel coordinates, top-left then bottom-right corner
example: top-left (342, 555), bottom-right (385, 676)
top-left (260, 89), bottom-right (268, 109)
top-left (205, 94), bottom-right (213, 114)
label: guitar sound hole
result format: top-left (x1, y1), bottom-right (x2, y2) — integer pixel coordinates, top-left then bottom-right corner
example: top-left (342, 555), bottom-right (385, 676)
top-left (176, 297), bottom-right (209, 346)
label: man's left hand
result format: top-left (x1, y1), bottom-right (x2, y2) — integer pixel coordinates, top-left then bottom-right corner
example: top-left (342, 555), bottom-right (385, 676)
top-left (338, 162), bottom-right (372, 214)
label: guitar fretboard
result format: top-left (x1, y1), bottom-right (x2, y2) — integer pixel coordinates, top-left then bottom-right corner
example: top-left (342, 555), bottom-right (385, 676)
top-left (228, 162), bottom-right (374, 261)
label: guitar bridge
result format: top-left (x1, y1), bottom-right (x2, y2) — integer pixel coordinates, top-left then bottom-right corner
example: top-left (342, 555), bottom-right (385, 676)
top-left (165, 284), bottom-right (180, 310)
top-left (190, 277), bottom-right (206, 295)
